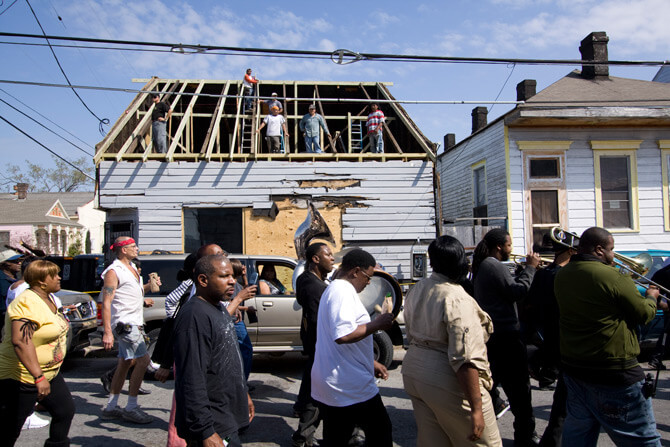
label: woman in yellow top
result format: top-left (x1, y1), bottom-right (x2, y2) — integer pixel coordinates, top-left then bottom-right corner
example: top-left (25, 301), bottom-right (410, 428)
top-left (0, 260), bottom-right (75, 447)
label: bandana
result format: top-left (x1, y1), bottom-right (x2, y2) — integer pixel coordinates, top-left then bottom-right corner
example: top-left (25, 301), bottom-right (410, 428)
top-left (110, 238), bottom-right (136, 250)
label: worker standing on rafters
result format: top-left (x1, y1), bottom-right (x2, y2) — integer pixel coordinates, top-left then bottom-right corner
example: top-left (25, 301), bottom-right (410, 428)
top-left (151, 93), bottom-right (172, 154)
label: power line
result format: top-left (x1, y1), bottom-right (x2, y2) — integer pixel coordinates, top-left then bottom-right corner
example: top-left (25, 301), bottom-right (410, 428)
top-left (0, 88), bottom-right (93, 148)
top-left (0, 0), bottom-right (18, 16)
top-left (0, 78), bottom-right (527, 104)
top-left (0, 114), bottom-right (95, 181)
top-left (1, 31), bottom-right (668, 67)
top-left (23, 1), bottom-right (109, 135)
top-left (0, 96), bottom-right (94, 156)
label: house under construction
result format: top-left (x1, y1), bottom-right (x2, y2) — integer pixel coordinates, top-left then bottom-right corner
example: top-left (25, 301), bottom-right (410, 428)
top-left (95, 78), bottom-right (437, 280)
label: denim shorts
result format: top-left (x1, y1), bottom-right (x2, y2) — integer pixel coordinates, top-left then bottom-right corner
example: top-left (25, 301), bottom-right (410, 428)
top-left (115, 325), bottom-right (148, 360)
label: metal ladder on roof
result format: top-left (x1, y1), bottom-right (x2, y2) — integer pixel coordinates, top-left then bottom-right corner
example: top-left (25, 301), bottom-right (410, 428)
top-left (351, 121), bottom-right (363, 152)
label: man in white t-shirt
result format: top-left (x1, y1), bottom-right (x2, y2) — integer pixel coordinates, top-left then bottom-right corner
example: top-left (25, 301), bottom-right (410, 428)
top-left (257, 106), bottom-right (289, 153)
top-left (311, 249), bottom-right (395, 446)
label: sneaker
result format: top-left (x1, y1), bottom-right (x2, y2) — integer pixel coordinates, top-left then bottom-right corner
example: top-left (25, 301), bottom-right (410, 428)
top-left (122, 406), bottom-right (153, 424)
top-left (138, 386), bottom-right (151, 395)
top-left (101, 405), bottom-right (124, 420)
top-left (100, 371), bottom-right (113, 394)
top-left (495, 400), bottom-right (511, 419)
top-left (22, 412), bottom-right (50, 430)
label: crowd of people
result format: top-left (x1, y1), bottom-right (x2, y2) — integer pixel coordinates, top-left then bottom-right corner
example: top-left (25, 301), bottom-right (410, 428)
top-left (0, 226), bottom-right (667, 446)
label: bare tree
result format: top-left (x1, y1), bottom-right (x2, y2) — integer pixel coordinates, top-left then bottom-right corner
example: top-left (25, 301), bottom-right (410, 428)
top-left (1, 155), bottom-right (93, 192)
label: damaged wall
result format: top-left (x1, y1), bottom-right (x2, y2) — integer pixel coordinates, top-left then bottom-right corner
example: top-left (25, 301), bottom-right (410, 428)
top-left (98, 160), bottom-right (435, 279)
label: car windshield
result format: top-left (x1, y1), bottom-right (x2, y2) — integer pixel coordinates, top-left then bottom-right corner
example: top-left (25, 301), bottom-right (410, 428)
top-left (137, 258), bottom-right (185, 296)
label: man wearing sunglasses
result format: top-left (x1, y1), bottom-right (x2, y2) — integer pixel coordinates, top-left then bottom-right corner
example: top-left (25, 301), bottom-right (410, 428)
top-left (311, 249), bottom-right (395, 447)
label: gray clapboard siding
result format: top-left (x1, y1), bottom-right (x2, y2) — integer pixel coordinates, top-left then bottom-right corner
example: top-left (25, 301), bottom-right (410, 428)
top-left (99, 160), bottom-right (436, 279)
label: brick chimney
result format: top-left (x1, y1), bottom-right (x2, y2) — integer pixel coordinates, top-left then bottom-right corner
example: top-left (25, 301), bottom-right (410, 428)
top-left (471, 107), bottom-right (488, 134)
top-left (14, 183), bottom-right (29, 200)
top-left (444, 133), bottom-right (456, 150)
top-left (516, 79), bottom-right (537, 101)
top-left (579, 31), bottom-right (609, 79)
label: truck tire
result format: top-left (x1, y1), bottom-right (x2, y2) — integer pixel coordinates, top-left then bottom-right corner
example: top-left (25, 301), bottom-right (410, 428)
top-left (373, 331), bottom-right (393, 368)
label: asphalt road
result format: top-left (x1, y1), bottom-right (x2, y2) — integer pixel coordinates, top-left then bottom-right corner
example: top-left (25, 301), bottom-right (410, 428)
top-left (15, 348), bottom-right (670, 447)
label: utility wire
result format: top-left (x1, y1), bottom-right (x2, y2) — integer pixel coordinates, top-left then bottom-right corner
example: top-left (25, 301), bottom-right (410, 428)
top-left (0, 114), bottom-right (95, 181)
top-left (0, 96), bottom-right (94, 156)
top-left (0, 0), bottom-right (18, 16)
top-left (0, 88), bottom-right (93, 148)
top-left (23, 1), bottom-right (109, 135)
top-left (1, 31), bottom-right (668, 67)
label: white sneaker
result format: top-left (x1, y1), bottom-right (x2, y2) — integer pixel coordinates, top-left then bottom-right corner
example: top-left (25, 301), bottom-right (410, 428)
top-left (22, 412), bottom-right (50, 430)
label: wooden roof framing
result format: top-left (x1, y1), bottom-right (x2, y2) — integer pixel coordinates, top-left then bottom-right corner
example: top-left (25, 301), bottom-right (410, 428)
top-left (94, 78), bottom-right (436, 164)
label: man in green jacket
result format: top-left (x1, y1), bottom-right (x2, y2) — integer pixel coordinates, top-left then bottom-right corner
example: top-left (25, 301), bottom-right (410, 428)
top-left (555, 226), bottom-right (660, 446)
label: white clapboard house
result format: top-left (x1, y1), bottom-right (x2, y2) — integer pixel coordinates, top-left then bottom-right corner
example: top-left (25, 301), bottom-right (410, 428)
top-left (94, 80), bottom-right (437, 280)
top-left (438, 32), bottom-right (670, 253)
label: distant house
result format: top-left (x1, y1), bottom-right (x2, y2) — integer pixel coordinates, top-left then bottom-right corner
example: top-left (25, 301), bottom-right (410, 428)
top-left (0, 186), bottom-right (105, 254)
top-left (438, 32), bottom-right (670, 252)
top-left (94, 80), bottom-right (437, 280)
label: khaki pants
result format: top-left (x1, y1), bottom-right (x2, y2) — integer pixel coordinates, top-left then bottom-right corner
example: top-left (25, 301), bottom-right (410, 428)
top-left (403, 365), bottom-right (501, 446)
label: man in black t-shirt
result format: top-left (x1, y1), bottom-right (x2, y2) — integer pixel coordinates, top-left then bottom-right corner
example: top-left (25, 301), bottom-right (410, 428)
top-left (292, 243), bottom-right (334, 447)
top-left (150, 92), bottom-right (172, 153)
top-left (173, 254), bottom-right (254, 447)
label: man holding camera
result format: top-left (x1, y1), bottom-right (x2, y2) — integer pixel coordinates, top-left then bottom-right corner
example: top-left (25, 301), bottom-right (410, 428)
top-left (100, 236), bottom-right (157, 424)
top-left (554, 227), bottom-right (660, 446)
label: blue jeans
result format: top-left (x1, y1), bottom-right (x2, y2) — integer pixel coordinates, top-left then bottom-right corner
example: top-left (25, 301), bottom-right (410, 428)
top-left (244, 86), bottom-right (254, 111)
top-left (369, 130), bottom-right (383, 153)
top-left (562, 374), bottom-right (660, 447)
top-left (235, 320), bottom-right (253, 380)
top-left (152, 121), bottom-right (167, 153)
top-left (304, 135), bottom-right (322, 153)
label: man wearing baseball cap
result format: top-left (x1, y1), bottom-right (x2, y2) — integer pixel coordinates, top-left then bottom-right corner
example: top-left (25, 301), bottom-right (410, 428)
top-left (265, 92), bottom-right (283, 114)
top-left (299, 105), bottom-right (330, 154)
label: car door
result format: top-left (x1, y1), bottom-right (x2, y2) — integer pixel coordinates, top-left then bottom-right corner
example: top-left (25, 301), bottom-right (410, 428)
top-left (249, 259), bottom-right (302, 350)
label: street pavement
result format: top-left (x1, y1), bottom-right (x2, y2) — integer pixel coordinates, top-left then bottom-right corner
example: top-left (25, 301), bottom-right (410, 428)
top-left (15, 348), bottom-right (670, 447)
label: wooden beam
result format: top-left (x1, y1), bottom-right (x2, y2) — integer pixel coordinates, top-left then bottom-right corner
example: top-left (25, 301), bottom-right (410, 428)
top-left (358, 83), bottom-right (403, 154)
top-left (115, 81), bottom-right (175, 162)
top-left (141, 82), bottom-right (187, 162)
top-left (314, 85), bottom-right (336, 153)
top-left (202, 82), bottom-right (230, 161)
top-left (377, 83), bottom-right (436, 161)
top-left (167, 81), bottom-right (205, 161)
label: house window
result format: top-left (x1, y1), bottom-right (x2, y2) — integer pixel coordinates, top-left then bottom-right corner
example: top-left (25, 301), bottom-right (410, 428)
top-left (529, 158), bottom-right (559, 178)
top-left (531, 190), bottom-right (560, 250)
top-left (518, 141), bottom-right (571, 254)
top-left (659, 141), bottom-right (670, 231)
top-left (472, 163), bottom-right (487, 218)
top-left (591, 140), bottom-right (640, 231)
top-left (599, 156), bottom-right (632, 229)
top-left (184, 208), bottom-right (243, 253)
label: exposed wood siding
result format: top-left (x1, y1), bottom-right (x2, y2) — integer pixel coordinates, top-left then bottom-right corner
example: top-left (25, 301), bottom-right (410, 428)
top-left (98, 160), bottom-right (435, 279)
top-left (438, 121), bottom-right (507, 225)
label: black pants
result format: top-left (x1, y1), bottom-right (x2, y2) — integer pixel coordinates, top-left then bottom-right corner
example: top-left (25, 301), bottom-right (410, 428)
top-left (0, 374), bottom-right (75, 447)
top-left (318, 393), bottom-right (392, 447)
top-left (487, 331), bottom-right (536, 442)
top-left (293, 354), bottom-right (320, 444)
top-left (539, 372), bottom-right (567, 447)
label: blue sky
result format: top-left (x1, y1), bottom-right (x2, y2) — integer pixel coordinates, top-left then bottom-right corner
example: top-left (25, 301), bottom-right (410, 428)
top-left (1, 0), bottom-right (668, 186)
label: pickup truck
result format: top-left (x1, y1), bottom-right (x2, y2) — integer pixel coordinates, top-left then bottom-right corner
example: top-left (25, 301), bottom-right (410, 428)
top-left (131, 253), bottom-right (404, 369)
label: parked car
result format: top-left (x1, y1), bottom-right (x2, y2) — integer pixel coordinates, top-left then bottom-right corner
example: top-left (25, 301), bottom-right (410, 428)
top-left (90, 253), bottom-right (404, 369)
top-left (617, 250), bottom-right (670, 353)
top-left (55, 289), bottom-right (98, 353)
